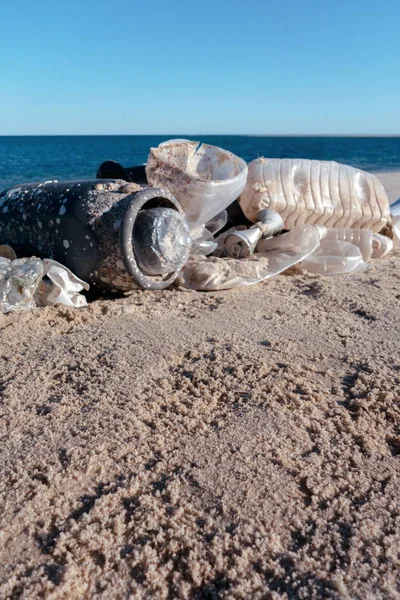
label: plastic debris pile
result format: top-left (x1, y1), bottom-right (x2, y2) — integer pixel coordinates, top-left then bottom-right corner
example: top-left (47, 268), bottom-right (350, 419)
top-left (0, 138), bottom-right (399, 312)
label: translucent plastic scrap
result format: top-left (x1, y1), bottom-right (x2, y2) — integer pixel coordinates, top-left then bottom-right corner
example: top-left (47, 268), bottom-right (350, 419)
top-left (190, 228), bottom-right (218, 256)
top-left (37, 259), bottom-right (90, 308)
top-left (317, 227), bottom-right (393, 261)
top-left (392, 215), bottom-right (400, 248)
top-left (178, 255), bottom-right (270, 291)
top-left (301, 240), bottom-right (369, 276)
top-left (132, 207), bottom-right (192, 275)
top-left (256, 225), bottom-right (321, 276)
top-left (146, 140), bottom-right (248, 233)
top-left (0, 257), bottom-right (44, 313)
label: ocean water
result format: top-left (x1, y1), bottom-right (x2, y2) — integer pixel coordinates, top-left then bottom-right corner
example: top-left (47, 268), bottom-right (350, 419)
top-left (1, 135), bottom-right (400, 192)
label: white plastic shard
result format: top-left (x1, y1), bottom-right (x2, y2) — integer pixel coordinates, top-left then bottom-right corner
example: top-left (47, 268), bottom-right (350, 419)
top-left (240, 158), bottom-right (391, 233)
top-left (0, 257), bottom-right (44, 313)
top-left (146, 140), bottom-right (248, 236)
top-left (38, 259), bottom-right (90, 307)
top-left (301, 240), bottom-right (369, 276)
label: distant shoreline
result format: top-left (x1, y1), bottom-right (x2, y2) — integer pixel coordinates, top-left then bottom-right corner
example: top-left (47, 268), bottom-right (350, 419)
top-left (0, 134), bottom-right (400, 138)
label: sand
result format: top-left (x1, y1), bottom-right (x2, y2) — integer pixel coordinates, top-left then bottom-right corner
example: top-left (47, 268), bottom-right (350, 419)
top-left (0, 174), bottom-right (400, 600)
top-left (377, 171), bottom-right (400, 205)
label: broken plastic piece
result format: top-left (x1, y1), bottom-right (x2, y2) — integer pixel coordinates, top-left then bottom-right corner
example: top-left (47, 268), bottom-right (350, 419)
top-left (224, 227), bottom-right (263, 259)
top-left (178, 255), bottom-right (270, 291)
top-left (316, 227), bottom-right (393, 261)
top-left (392, 215), bottom-right (400, 248)
top-left (146, 140), bottom-right (248, 235)
top-left (38, 259), bottom-right (90, 307)
top-left (224, 208), bottom-right (285, 259)
top-left (301, 240), bottom-right (369, 276)
top-left (256, 225), bottom-right (321, 276)
top-left (0, 257), bottom-right (44, 313)
top-left (205, 210), bottom-right (229, 235)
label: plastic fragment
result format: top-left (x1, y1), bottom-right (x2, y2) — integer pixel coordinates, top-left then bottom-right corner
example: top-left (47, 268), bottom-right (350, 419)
top-left (0, 257), bottom-right (44, 313)
top-left (316, 227), bottom-right (393, 261)
top-left (301, 240), bottom-right (369, 276)
top-left (177, 255), bottom-right (270, 291)
top-left (392, 215), bottom-right (400, 248)
top-left (37, 259), bottom-right (90, 308)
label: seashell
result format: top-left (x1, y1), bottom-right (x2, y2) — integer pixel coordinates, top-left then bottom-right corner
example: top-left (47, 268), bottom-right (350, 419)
top-left (146, 140), bottom-right (248, 235)
top-left (240, 158), bottom-right (391, 233)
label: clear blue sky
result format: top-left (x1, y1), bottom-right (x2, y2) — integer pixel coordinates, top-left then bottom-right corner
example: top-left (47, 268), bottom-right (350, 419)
top-left (1, 0), bottom-right (399, 135)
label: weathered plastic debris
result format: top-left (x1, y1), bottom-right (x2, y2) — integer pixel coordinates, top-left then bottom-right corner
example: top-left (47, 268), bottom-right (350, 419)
top-left (145, 140), bottom-right (248, 236)
top-left (301, 240), bottom-right (369, 276)
top-left (392, 217), bottom-right (400, 248)
top-left (177, 255), bottom-right (270, 291)
top-left (223, 208), bottom-right (285, 258)
top-left (179, 225), bottom-right (320, 291)
top-left (240, 159), bottom-right (391, 233)
top-left (390, 200), bottom-right (400, 248)
top-left (0, 180), bottom-right (191, 292)
top-left (0, 257), bottom-right (44, 313)
top-left (36, 259), bottom-right (89, 308)
top-left (315, 227), bottom-right (393, 261)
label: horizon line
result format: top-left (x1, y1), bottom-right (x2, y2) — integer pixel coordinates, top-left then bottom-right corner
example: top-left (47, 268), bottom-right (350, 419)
top-left (1, 133), bottom-right (400, 138)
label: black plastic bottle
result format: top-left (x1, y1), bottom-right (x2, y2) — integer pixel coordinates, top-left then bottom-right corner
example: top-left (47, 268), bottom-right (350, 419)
top-left (0, 179), bottom-right (191, 291)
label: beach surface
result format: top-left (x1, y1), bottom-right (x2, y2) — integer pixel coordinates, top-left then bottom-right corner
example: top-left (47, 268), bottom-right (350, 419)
top-left (0, 175), bottom-right (399, 599)
top-left (377, 171), bottom-right (400, 204)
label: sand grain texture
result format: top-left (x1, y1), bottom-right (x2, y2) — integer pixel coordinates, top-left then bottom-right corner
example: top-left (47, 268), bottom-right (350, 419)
top-left (0, 255), bottom-right (400, 599)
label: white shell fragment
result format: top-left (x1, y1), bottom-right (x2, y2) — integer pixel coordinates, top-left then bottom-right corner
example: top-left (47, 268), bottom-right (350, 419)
top-left (240, 158), bottom-right (391, 233)
top-left (146, 139), bottom-right (248, 235)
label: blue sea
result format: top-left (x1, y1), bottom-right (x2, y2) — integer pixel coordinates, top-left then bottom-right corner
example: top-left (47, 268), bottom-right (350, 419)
top-left (1, 135), bottom-right (400, 192)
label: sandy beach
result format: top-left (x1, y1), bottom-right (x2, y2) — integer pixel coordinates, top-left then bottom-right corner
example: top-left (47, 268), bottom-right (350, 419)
top-left (0, 173), bottom-right (399, 599)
